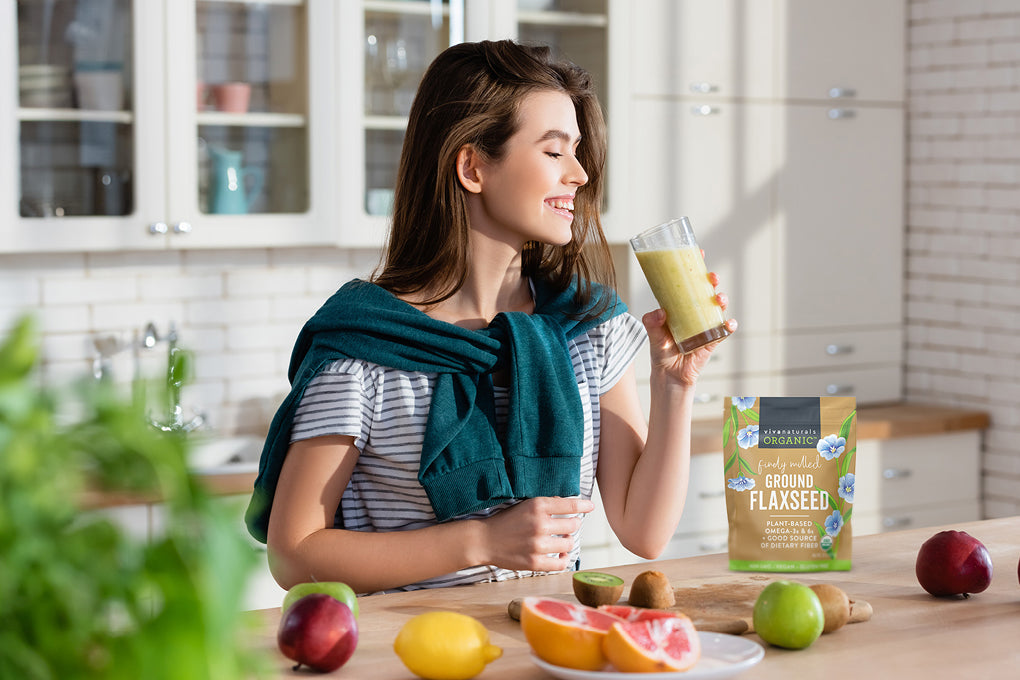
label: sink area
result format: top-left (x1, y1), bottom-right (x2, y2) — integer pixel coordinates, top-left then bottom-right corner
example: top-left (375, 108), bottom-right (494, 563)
top-left (188, 435), bottom-right (263, 475)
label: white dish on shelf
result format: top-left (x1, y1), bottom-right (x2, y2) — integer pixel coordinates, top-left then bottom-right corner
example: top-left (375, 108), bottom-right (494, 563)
top-left (530, 632), bottom-right (764, 680)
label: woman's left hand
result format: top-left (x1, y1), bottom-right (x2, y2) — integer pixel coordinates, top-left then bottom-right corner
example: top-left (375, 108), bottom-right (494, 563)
top-left (642, 270), bottom-right (738, 386)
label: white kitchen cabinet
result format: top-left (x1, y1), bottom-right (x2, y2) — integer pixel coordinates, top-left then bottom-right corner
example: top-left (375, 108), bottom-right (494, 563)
top-left (622, 0), bottom-right (905, 409)
top-left (774, 103), bottom-right (904, 333)
top-left (627, 0), bottom-right (776, 100)
top-left (584, 428), bottom-right (984, 566)
top-left (853, 431), bottom-right (983, 535)
top-left (776, 0), bottom-right (906, 103)
top-left (5, 0), bottom-right (621, 252)
top-left (2, 0), bottom-right (337, 252)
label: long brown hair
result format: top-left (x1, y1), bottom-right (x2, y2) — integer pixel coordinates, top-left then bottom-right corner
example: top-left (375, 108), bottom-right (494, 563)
top-left (371, 40), bottom-right (616, 317)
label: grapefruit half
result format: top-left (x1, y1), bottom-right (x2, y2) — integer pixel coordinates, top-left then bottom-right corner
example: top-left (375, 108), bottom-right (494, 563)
top-left (602, 613), bottom-right (701, 672)
top-left (520, 596), bottom-right (624, 671)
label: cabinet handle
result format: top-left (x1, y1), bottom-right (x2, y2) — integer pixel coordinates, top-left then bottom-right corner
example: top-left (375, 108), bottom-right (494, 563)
top-left (172, 222), bottom-right (193, 234)
top-left (825, 344), bottom-right (854, 356)
top-left (882, 516), bottom-right (912, 529)
top-left (698, 490), bottom-right (725, 499)
top-left (689, 82), bottom-right (719, 94)
top-left (148, 222), bottom-right (168, 235)
top-left (691, 104), bottom-right (721, 116)
top-left (827, 108), bottom-right (857, 120)
top-left (826, 384), bottom-right (853, 395)
top-left (828, 87), bottom-right (857, 99)
top-left (883, 468), bottom-right (913, 480)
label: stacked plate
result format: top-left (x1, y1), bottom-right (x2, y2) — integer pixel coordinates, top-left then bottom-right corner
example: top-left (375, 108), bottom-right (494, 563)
top-left (19, 64), bottom-right (72, 108)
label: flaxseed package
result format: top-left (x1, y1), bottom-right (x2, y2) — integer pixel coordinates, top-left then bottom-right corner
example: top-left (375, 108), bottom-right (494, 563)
top-left (724, 396), bottom-right (856, 571)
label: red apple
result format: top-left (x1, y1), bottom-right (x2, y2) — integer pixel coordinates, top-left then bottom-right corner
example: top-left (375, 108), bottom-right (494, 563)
top-left (915, 530), bottom-right (993, 597)
top-left (277, 593), bottom-right (358, 672)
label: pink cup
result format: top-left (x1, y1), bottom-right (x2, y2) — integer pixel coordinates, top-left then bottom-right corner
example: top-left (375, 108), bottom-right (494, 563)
top-left (213, 82), bottom-right (251, 113)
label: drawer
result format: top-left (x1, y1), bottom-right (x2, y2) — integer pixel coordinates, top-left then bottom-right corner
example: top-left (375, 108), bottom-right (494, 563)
top-left (774, 365), bottom-right (902, 404)
top-left (661, 530), bottom-right (729, 559)
top-left (778, 328), bottom-right (903, 371)
top-left (631, 334), bottom-right (772, 383)
top-left (688, 374), bottom-right (774, 421)
top-left (854, 432), bottom-right (981, 513)
top-left (852, 500), bottom-right (981, 537)
top-left (675, 453), bottom-right (728, 535)
top-left (581, 483), bottom-right (613, 549)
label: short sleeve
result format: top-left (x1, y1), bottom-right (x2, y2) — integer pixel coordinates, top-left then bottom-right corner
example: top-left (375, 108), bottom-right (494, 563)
top-left (599, 312), bottom-right (647, 393)
top-left (290, 358), bottom-right (375, 451)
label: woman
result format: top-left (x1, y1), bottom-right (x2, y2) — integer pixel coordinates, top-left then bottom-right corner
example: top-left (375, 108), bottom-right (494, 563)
top-left (245, 40), bottom-right (736, 594)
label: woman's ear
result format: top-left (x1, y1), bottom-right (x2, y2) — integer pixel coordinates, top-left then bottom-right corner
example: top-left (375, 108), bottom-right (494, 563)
top-left (455, 144), bottom-right (484, 194)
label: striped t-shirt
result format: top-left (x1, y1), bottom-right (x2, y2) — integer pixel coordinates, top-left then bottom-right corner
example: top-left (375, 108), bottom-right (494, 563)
top-left (289, 311), bottom-right (647, 592)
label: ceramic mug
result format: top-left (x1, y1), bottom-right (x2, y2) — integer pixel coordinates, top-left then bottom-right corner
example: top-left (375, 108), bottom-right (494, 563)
top-left (213, 82), bottom-right (251, 113)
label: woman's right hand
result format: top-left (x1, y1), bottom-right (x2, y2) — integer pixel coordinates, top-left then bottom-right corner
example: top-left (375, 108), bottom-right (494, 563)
top-left (475, 496), bottom-right (594, 572)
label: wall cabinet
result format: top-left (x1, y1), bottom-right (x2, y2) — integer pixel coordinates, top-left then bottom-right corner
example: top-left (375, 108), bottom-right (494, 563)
top-left (776, 0), bottom-right (906, 103)
top-left (4, 0), bottom-right (615, 252)
top-left (620, 0), bottom-right (905, 417)
top-left (3, 0), bottom-right (337, 252)
top-left (628, 0), bottom-right (776, 100)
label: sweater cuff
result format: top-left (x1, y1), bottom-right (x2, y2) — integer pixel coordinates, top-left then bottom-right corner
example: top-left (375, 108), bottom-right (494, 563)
top-left (420, 457), bottom-right (514, 522)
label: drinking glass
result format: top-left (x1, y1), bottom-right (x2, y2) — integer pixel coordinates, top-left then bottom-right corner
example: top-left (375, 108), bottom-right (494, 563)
top-left (630, 217), bottom-right (731, 353)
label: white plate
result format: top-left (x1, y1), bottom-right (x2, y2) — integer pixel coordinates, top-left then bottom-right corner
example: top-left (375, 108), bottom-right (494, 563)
top-left (530, 632), bottom-right (764, 680)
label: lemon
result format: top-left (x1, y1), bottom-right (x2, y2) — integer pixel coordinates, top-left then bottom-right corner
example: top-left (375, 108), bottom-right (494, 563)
top-left (394, 611), bottom-right (502, 680)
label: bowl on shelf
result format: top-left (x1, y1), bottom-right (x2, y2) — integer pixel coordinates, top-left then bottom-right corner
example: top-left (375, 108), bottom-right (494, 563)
top-left (19, 63), bottom-right (72, 107)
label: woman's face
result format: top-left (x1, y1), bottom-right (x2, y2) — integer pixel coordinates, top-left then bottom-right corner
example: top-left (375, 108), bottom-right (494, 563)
top-left (471, 89), bottom-right (589, 248)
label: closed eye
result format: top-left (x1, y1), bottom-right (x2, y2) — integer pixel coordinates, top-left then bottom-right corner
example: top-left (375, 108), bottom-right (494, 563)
top-left (545, 152), bottom-right (563, 159)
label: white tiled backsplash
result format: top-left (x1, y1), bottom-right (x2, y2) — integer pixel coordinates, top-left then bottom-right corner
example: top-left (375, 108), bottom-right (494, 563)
top-left (0, 247), bottom-right (381, 436)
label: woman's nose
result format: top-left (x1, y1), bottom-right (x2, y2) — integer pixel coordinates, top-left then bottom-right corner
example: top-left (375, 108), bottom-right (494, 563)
top-left (566, 155), bottom-right (588, 186)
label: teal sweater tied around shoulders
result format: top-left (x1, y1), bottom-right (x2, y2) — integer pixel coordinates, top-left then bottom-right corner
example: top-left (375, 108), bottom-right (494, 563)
top-left (244, 277), bottom-right (626, 543)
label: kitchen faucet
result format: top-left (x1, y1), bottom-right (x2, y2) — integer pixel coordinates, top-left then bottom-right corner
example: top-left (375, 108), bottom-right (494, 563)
top-left (142, 321), bottom-right (207, 434)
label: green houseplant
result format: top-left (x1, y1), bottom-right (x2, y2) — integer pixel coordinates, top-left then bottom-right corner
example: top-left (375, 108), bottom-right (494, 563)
top-left (0, 316), bottom-right (269, 679)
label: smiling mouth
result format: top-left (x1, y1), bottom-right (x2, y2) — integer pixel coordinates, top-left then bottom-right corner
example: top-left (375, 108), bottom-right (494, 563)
top-left (546, 197), bottom-right (575, 218)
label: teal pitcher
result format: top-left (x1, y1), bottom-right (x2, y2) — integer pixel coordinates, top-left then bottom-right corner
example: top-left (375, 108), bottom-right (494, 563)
top-left (208, 145), bottom-right (263, 214)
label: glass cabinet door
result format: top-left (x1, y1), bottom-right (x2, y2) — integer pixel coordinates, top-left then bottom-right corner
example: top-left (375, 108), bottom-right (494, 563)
top-left (362, 0), bottom-right (455, 217)
top-left (16, 0), bottom-right (135, 220)
top-left (517, 0), bottom-right (609, 207)
top-left (516, 0), bottom-right (608, 103)
top-left (194, 0), bottom-right (309, 217)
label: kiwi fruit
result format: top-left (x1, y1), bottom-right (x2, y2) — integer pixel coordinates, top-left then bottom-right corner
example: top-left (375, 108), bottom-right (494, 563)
top-left (628, 570), bottom-right (676, 609)
top-left (809, 583), bottom-right (851, 633)
top-left (571, 571), bottom-right (625, 607)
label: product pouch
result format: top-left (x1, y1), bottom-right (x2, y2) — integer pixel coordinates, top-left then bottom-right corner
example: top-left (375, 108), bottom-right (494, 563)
top-left (723, 396), bottom-right (856, 571)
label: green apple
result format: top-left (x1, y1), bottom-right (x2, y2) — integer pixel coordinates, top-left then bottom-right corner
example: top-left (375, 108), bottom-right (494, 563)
top-left (752, 580), bottom-right (824, 649)
top-left (282, 581), bottom-right (359, 619)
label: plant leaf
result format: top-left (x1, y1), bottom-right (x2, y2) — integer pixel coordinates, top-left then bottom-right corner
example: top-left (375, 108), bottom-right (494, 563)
top-left (841, 447), bottom-right (856, 477)
top-left (839, 409), bottom-right (856, 440)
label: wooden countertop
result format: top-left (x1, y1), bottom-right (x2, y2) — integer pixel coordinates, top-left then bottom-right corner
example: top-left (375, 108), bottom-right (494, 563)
top-left (689, 401), bottom-right (990, 458)
top-left (83, 402), bottom-right (989, 508)
top-left (247, 516), bottom-right (1020, 678)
